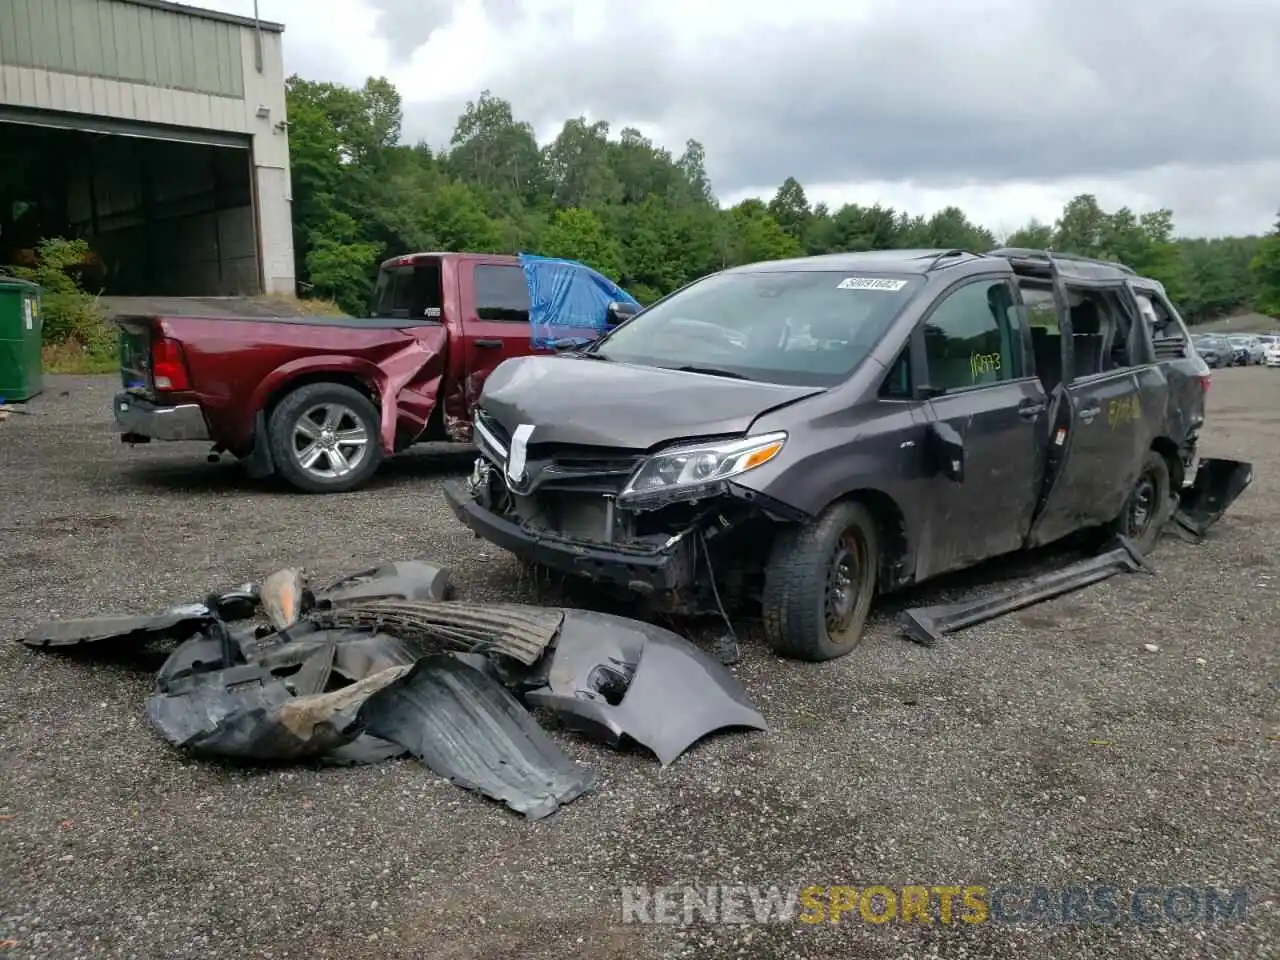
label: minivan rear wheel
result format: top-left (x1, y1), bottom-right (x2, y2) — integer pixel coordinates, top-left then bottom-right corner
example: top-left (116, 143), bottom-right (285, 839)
top-left (762, 500), bottom-right (880, 661)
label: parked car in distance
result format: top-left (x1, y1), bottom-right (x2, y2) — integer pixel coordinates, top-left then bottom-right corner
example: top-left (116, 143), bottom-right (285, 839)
top-left (1191, 334), bottom-right (1231, 368)
top-left (112, 252), bottom-right (639, 493)
top-left (447, 247), bottom-right (1210, 662)
top-left (1262, 336), bottom-right (1280, 367)
top-left (1224, 334), bottom-right (1264, 365)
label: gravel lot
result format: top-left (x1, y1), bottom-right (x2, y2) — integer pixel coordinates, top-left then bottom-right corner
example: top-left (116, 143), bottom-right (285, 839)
top-left (1, 370), bottom-right (1276, 960)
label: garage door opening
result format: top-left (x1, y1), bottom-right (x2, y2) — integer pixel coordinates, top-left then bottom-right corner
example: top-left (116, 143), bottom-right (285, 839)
top-left (0, 121), bottom-right (261, 296)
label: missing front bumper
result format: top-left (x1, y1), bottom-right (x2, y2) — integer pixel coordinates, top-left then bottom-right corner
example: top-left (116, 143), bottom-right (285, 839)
top-left (442, 480), bottom-right (697, 594)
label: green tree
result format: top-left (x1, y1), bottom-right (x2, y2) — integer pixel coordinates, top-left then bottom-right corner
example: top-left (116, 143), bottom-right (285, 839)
top-left (1004, 219), bottom-right (1054, 248)
top-left (446, 89), bottom-right (543, 202)
top-left (1250, 213), bottom-right (1280, 316)
top-left (540, 208), bottom-right (624, 280)
top-left (275, 74), bottom-right (1267, 323)
top-left (722, 200), bottom-right (802, 265)
top-left (768, 177), bottom-right (811, 240)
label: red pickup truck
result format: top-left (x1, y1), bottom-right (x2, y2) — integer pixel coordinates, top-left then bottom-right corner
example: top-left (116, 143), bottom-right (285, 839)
top-left (114, 252), bottom-right (637, 493)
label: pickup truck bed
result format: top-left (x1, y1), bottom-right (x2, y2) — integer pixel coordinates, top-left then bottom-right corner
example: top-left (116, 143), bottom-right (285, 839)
top-left (112, 252), bottom-right (634, 493)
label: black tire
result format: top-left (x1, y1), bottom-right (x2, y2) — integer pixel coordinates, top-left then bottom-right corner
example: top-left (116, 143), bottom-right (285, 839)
top-left (761, 500), bottom-right (880, 662)
top-left (266, 382), bottom-right (384, 494)
top-left (1107, 450), bottom-right (1172, 555)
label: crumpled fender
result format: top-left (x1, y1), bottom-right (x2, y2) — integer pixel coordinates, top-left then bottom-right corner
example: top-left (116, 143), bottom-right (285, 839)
top-left (373, 338), bottom-right (441, 453)
top-left (523, 610), bottom-right (767, 766)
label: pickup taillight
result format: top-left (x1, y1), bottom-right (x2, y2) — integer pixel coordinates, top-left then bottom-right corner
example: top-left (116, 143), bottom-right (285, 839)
top-left (152, 337), bottom-right (192, 391)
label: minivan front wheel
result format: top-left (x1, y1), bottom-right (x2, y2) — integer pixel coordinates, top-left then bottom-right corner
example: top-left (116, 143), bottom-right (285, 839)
top-left (762, 500), bottom-right (880, 661)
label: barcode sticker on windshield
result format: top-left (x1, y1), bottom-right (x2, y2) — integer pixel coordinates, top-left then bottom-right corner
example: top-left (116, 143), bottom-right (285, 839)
top-left (837, 277), bottom-right (907, 291)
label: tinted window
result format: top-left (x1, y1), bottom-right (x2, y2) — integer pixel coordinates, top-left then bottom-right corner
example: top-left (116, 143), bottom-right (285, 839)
top-left (474, 265), bottom-right (530, 322)
top-left (371, 262), bottom-right (442, 319)
top-left (593, 271), bottom-right (923, 387)
top-left (923, 280), bottom-right (1021, 391)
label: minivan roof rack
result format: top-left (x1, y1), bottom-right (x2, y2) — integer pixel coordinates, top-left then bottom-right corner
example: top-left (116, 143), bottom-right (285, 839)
top-left (987, 247), bottom-right (1137, 275)
top-left (920, 249), bottom-right (982, 272)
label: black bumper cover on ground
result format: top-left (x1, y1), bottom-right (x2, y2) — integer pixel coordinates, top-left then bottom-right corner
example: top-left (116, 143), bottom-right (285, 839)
top-left (1174, 457), bottom-right (1254, 539)
top-left (442, 480), bottom-right (694, 593)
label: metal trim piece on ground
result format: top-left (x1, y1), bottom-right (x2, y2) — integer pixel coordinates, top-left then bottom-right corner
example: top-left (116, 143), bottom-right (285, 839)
top-left (0, 107), bottom-right (251, 149)
top-left (897, 536), bottom-right (1152, 647)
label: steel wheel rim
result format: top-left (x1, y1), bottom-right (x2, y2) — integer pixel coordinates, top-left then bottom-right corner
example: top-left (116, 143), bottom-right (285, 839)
top-left (292, 403), bottom-right (369, 479)
top-left (824, 529), bottom-right (866, 639)
top-left (1126, 470), bottom-right (1158, 539)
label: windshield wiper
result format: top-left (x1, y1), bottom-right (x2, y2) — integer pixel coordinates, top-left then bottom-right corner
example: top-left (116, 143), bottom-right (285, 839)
top-left (669, 365), bottom-right (752, 380)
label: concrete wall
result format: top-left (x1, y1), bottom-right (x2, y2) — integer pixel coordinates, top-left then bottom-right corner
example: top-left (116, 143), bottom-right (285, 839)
top-left (0, 0), bottom-right (295, 295)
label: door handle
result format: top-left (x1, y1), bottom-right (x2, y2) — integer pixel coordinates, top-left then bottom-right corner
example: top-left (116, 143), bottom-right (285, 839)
top-left (474, 339), bottom-right (503, 349)
top-left (1078, 404), bottom-right (1100, 423)
top-left (1018, 400), bottom-right (1047, 419)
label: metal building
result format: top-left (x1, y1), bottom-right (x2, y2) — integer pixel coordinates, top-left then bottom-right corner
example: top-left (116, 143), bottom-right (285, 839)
top-left (0, 0), bottom-right (295, 297)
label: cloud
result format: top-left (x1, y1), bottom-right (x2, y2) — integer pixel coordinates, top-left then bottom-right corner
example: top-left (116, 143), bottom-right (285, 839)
top-left (206, 0), bottom-right (1280, 236)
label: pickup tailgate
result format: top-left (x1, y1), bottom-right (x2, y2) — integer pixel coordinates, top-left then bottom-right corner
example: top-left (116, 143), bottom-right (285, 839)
top-left (117, 317), bottom-right (154, 392)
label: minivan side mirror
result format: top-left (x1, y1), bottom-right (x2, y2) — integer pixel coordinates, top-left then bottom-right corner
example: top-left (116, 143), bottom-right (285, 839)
top-left (606, 300), bottom-right (640, 327)
top-left (927, 421), bottom-right (965, 483)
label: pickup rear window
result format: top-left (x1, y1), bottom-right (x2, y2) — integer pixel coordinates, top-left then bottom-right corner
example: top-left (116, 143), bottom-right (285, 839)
top-left (372, 260), bottom-right (443, 319)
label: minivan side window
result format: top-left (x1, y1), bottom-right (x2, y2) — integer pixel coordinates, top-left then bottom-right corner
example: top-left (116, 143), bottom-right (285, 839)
top-left (922, 280), bottom-right (1021, 391)
top-left (474, 265), bottom-right (530, 322)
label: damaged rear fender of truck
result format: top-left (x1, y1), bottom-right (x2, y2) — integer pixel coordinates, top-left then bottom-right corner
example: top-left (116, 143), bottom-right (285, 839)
top-left (248, 333), bottom-right (448, 457)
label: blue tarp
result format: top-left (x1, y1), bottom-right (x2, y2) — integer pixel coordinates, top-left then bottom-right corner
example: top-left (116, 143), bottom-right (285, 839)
top-left (519, 253), bottom-right (640, 350)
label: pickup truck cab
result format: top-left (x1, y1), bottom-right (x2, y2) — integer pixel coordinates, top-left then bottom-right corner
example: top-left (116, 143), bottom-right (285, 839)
top-left (113, 252), bottom-right (636, 493)
top-left (446, 248), bottom-right (1213, 661)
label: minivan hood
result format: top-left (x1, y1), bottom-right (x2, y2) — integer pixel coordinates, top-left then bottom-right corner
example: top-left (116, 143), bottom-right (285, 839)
top-left (479, 355), bottom-right (824, 449)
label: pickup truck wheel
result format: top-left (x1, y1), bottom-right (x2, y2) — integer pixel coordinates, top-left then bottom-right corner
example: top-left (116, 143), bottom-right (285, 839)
top-left (1109, 450), bottom-right (1172, 555)
top-left (762, 500), bottom-right (879, 662)
top-left (267, 383), bottom-right (383, 493)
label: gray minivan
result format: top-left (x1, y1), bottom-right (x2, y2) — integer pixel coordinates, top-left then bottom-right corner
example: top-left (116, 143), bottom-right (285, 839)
top-left (446, 248), bottom-right (1211, 661)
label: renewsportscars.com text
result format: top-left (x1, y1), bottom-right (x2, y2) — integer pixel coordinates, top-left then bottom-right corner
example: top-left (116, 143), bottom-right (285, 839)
top-left (620, 884), bottom-right (1248, 926)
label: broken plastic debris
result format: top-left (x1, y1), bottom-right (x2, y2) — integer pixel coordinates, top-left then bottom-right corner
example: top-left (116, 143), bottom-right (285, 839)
top-left (315, 560), bottom-right (451, 607)
top-left (522, 610), bottom-right (768, 766)
top-left (21, 607), bottom-right (212, 649)
top-left (18, 556), bottom-right (770, 818)
top-left (357, 655), bottom-right (594, 820)
top-left (261, 568), bottom-right (309, 631)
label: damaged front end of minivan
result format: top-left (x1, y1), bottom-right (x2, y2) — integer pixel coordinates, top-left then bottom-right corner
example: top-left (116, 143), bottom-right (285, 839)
top-left (444, 410), bottom-right (805, 615)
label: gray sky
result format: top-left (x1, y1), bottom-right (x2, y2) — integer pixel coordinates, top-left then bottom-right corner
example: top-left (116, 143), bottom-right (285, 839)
top-left (207, 0), bottom-right (1280, 238)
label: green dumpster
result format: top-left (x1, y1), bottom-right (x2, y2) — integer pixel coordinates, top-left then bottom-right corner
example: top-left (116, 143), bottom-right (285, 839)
top-left (0, 278), bottom-right (43, 402)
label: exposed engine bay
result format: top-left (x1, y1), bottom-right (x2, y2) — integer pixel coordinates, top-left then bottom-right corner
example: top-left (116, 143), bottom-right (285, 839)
top-left (462, 411), bottom-right (793, 614)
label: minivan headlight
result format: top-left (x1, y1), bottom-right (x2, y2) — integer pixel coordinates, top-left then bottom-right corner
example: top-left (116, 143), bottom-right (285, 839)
top-left (619, 432), bottom-right (787, 501)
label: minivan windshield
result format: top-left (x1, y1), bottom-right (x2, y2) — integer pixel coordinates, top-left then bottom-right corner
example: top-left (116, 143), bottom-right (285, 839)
top-left (590, 270), bottom-right (923, 386)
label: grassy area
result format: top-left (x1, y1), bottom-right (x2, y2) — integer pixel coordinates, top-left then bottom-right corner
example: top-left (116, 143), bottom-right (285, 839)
top-left (258, 293), bottom-right (347, 317)
top-left (42, 335), bottom-right (118, 374)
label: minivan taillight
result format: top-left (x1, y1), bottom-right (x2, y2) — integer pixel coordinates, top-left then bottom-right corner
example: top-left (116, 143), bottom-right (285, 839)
top-left (152, 337), bottom-right (191, 391)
